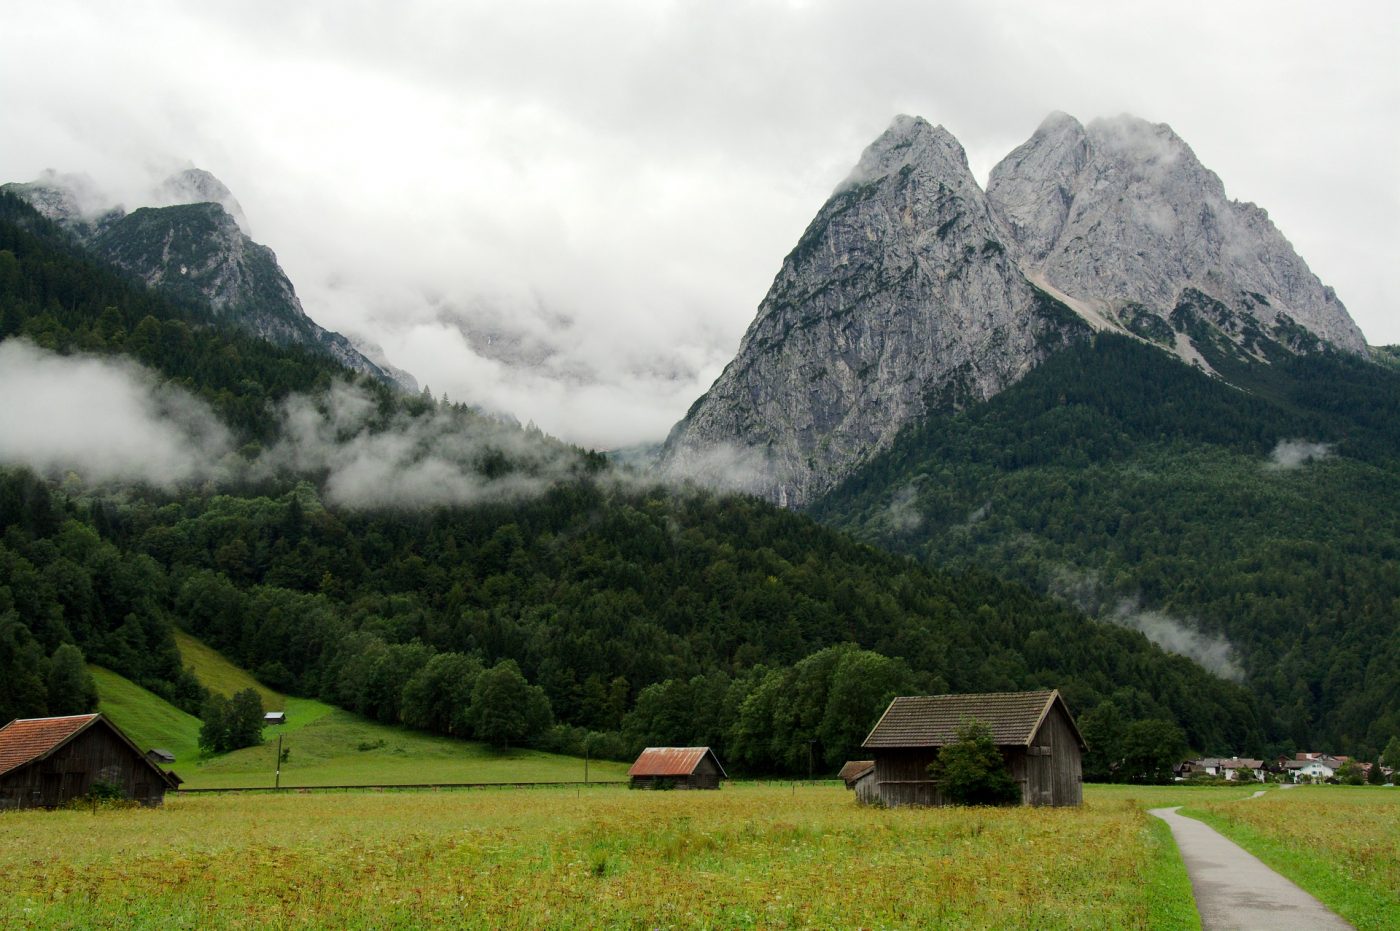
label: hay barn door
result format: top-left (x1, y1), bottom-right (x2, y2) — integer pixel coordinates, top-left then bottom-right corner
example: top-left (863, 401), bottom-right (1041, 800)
top-left (1028, 745), bottom-right (1053, 805)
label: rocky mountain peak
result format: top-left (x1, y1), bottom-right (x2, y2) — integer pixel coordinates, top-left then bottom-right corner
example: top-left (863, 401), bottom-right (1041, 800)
top-left (154, 168), bottom-right (251, 235)
top-left (988, 112), bottom-right (1368, 357)
top-left (662, 115), bottom-right (1087, 506)
top-left (0, 171), bottom-right (121, 231)
top-left (839, 115), bottom-right (970, 190)
top-left (665, 111), bottom-right (1371, 508)
top-left (3, 170), bottom-right (410, 389)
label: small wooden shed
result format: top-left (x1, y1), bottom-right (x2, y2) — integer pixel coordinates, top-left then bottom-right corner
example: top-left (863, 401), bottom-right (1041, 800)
top-left (628, 747), bottom-right (727, 789)
top-left (862, 690), bottom-right (1085, 808)
top-left (838, 759), bottom-right (875, 788)
top-left (264, 712), bottom-right (286, 725)
top-left (0, 713), bottom-right (181, 810)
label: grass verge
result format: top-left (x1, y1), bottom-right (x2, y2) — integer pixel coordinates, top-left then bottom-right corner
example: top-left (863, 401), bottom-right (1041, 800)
top-left (1183, 786), bottom-right (1400, 931)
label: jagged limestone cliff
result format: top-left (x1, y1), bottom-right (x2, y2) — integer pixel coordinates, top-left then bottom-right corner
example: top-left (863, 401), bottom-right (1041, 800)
top-left (2, 171), bottom-right (407, 387)
top-left (665, 113), bottom-right (1369, 506)
top-left (988, 113), bottom-right (1367, 361)
top-left (664, 116), bottom-right (1087, 506)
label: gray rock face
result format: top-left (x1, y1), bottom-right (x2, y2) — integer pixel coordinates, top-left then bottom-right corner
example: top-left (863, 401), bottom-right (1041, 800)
top-left (4, 171), bottom-right (411, 389)
top-left (663, 116), bottom-right (1087, 506)
top-left (153, 168), bottom-right (252, 236)
top-left (665, 112), bottom-right (1370, 507)
top-left (988, 113), bottom-right (1367, 357)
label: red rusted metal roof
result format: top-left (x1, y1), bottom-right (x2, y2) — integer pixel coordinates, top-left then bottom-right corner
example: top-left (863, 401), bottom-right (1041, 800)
top-left (0, 713), bottom-right (101, 776)
top-left (628, 747), bottom-right (726, 778)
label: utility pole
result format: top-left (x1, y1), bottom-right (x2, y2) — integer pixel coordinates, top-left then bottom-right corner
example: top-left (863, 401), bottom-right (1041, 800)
top-left (275, 733), bottom-right (283, 789)
top-left (584, 741), bottom-right (590, 784)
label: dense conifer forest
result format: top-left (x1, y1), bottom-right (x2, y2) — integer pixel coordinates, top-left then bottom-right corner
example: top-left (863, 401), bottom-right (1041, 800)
top-left (812, 335), bottom-right (1400, 757)
top-left (0, 194), bottom-right (1260, 775)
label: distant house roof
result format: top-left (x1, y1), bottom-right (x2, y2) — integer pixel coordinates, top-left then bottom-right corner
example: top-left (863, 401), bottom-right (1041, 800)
top-left (0, 713), bottom-right (101, 777)
top-left (863, 690), bottom-right (1086, 750)
top-left (838, 760), bottom-right (875, 782)
top-left (264, 712), bottom-right (286, 723)
top-left (628, 747), bottom-right (727, 779)
top-left (0, 713), bottom-right (180, 787)
top-left (146, 748), bottom-right (177, 763)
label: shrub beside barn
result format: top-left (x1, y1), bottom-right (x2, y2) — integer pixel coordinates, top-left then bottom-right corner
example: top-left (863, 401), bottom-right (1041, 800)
top-left (0, 714), bottom-right (181, 809)
top-left (862, 690), bottom-right (1085, 807)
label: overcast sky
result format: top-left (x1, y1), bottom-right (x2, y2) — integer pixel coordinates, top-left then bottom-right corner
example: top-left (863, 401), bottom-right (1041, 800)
top-left (3, 1), bottom-right (1396, 448)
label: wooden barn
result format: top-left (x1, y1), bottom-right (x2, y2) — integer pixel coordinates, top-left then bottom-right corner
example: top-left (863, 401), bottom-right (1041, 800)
top-left (861, 690), bottom-right (1085, 808)
top-left (628, 747), bottom-right (727, 789)
top-left (0, 713), bottom-right (181, 810)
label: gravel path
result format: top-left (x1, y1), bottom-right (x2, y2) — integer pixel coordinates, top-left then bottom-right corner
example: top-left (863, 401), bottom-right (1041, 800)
top-left (1150, 806), bottom-right (1352, 930)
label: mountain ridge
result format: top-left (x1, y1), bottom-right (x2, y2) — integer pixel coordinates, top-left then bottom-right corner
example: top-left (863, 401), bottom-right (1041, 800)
top-left (1, 170), bottom-right (413, 390)
top-left (663, 112), bottom-right (1370, 506)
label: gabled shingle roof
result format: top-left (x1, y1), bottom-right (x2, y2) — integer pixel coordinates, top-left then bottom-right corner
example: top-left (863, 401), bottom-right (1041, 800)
top-left (862, 690), bottom-right (1085, 750)
top-left (628, 747), bottom-right (727, 779)
top-left (838, 760), bottom-right (875, 782)
top-left (0, 714), bottom-right (101, 777)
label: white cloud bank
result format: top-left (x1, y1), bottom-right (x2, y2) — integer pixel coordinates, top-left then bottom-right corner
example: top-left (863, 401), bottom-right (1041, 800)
top-left (1, 1), bottom-right (1394, 449)
top-left (1266, 439), bottom-right (1333, 470)
top-left (0, 340), bottom-right (232, 488)
top-left (0, 340), bottom-right (591, 508)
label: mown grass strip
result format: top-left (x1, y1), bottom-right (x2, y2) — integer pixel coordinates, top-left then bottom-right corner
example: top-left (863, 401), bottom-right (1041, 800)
top-left (173, 629), bottom-right (285, 709)
top-left (1184, 787), bottom-right (1400, 931)
top-left (91, 665), bottom-right (202, 763)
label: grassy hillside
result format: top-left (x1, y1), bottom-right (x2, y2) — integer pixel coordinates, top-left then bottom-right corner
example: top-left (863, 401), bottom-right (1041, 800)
top-left (107, 630), bottom-right (625, 788)
top-left (91, 665), bottom-right (201, 763)
top-left (185, 707), bottom-right (628, 789)
top-left (173, 629), bottom-right (285, 710)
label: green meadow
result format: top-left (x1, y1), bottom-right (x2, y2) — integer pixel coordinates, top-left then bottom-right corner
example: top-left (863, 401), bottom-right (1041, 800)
top-left (0, 783), bottom-right (1200, 930)
top-left (94, 632), bottom-right (627, 788)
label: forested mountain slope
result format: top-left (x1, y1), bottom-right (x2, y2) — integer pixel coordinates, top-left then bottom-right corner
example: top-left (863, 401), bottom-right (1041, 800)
top-left (0, 193), bottom-right (1259, 774)
top-left (811, 334), bottom-right (1400, 755)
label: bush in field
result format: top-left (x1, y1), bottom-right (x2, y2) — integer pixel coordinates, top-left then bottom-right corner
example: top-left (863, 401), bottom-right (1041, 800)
top-left (1119, 719), bottom-right (1188, 784)
top-left (1382, 736), bottom-right (1400, 775)
top-left (467, 660), bottom-right (553, 749)
top-left (199, 688), bottom-right (265, 754)
top-left (927, 719), bottom-right (1020, 806)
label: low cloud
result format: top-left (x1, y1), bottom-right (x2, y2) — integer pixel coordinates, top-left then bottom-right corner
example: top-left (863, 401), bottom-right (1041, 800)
top-left (0, 340), bottom-right (590, 509)
top-left (258, 382), bottom-right (586, 509)
top-left (0, 339), bottom-right (231, 488)
top-left (1051, 566), bottom-right (1244, 682)
top-left (657, 441), bottom-right (784, 500)
top-left (886, 483), bottom-right (924, 533)
top-left (1266, 439), bottom-right (1332, 470)
top-left (1107, 597), bottom-right (1244, 683)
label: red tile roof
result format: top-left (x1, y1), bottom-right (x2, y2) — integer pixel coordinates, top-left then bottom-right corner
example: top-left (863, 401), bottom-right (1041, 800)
top-left (628, 747), bottom-right (726, 778)
top-left (0, 714), bottom-right (101, 776)
top-left (863, 690), bottom-right (1085, 749)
